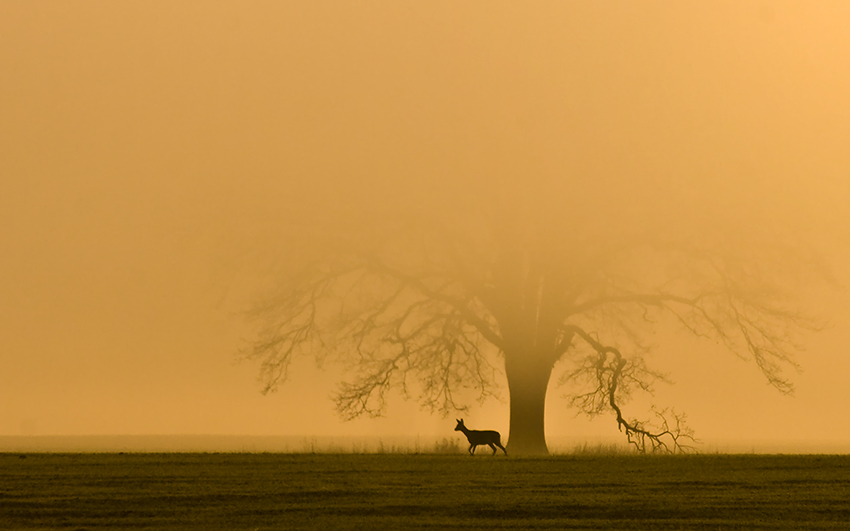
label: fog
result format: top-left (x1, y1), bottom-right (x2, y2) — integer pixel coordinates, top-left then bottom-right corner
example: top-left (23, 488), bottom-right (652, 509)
top-left (1, 1), bottom-right (849, 451)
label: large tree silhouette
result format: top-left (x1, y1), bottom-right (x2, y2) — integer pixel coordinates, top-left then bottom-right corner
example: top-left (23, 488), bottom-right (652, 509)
top-left (243, 191), bottom-right (823, 455)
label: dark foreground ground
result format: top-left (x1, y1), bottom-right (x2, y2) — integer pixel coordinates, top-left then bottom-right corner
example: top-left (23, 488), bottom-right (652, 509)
top-left (1, 453), bottom-right (849, 530)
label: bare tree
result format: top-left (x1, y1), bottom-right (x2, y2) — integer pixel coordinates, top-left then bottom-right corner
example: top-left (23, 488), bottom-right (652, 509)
top-left (243, 201), bottom-right (825, 455)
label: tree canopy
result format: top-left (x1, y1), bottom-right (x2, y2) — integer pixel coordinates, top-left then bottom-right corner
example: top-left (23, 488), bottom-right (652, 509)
top-left (242, 178), bottom-right (825, 454)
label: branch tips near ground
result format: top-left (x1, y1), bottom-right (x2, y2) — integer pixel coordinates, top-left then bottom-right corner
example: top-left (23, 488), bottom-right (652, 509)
top-left (563, 324), bottom-right (697, 454)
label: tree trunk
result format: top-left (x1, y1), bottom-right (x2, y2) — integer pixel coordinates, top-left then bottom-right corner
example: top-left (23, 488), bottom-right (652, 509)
top-left (504, 351), bottom-right (555, 455)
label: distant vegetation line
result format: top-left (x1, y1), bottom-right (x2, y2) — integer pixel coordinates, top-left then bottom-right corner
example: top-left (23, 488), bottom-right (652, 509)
top-left (1, 435), bottom-right (848, 454)
top-left (0, 435), bottom-right (594, 454)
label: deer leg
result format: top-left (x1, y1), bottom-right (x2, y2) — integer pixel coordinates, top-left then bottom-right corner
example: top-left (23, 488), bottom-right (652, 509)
top-left (489, 443), bottom-right (497, 455)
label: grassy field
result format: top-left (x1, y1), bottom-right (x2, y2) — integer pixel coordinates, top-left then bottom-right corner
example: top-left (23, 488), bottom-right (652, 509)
top-left (1, 453), bottom-right (849, 530)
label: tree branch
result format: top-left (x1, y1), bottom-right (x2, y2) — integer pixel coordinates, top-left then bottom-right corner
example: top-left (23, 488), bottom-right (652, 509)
top-left (563, 324), bottom-right (696, 454)
top-left (571, 291), bottom-right (705, 316)
top-left (365, 257), bottom-right (506, 351)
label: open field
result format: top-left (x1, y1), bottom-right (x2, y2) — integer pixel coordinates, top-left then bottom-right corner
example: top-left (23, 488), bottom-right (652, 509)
top-left (1, 453), bottom-right (849, 530)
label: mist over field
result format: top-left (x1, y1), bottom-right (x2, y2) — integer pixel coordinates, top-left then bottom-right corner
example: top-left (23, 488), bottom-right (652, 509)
top-left (3, 435), bottom-right (850, 456)
top-left (1, 2), bottom-right (849, 452)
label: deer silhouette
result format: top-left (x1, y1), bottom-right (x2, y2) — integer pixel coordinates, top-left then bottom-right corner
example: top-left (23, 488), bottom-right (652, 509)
top-left (454, 419), bottom-right (507, 456)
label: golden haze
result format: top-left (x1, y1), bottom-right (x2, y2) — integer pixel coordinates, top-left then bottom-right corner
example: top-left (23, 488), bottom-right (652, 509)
top-left (1, 1), bottom-right (848, 451)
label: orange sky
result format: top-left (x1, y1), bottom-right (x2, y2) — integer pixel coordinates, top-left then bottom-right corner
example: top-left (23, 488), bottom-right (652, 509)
top-left (1, 1), bottom-right (849, 450)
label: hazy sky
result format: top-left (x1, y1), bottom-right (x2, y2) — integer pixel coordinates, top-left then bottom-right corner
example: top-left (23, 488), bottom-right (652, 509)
top-left (2, 1), bottom-right (849, 449)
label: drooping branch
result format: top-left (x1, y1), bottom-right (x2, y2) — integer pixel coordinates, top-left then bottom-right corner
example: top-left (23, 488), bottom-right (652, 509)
top-left (567, 274), bottom-right (820, 395)
top-left (563, 324), bottom-right (696, 453)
